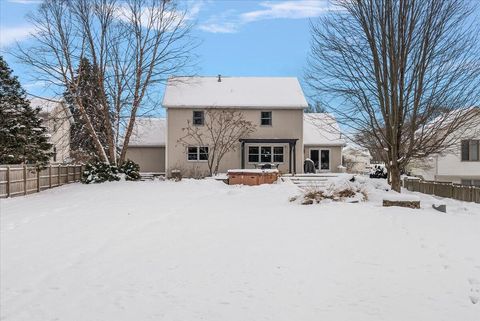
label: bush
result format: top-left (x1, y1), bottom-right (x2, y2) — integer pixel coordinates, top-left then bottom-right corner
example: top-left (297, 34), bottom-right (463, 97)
top-left (82, 160), bottom-right (120, 184)
top-left (120, 159), bottom-right (141, 181)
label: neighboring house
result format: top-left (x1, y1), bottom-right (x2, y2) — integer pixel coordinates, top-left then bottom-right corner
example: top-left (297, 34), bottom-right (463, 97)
top-left (126, 76), bottom-right (346, 176)
top-left (30, 97), bottom-right (72, 163)
top-left (126, 118), bottom-right (166, 173)
top-left (408, 108), bottom-right (480, 185)
top-left (342, 144), bottom-right (372, 174)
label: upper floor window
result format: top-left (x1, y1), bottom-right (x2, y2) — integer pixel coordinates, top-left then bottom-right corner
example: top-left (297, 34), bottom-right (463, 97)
top-left (260, 111), bottom-right (272, 126)
top-left (187, 146), bottom-right (208, 161)
top-left (193, 111), bottom-right (204, 126)
top-left (461, 140), bottom-right (479, 161)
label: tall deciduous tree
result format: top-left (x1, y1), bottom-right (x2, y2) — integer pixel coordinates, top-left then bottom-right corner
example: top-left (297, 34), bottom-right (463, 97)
top-left (306, 0), bottom-right (480, 192)
top-left (16, 0), bottom-right (197, 165)
top-left (0, 56), bottom-right (53, 166)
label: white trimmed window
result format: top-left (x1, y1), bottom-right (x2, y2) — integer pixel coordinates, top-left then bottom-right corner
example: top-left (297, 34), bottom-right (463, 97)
top-left (187, 146), bottom-right (208, 161)
top-left (461, 140), bottom-right (479, 161)
top-left (260, 111), bottom-right (272, 126)
top-left (248, 146), bottom-right (284, 163)
top-left (193, 111), bottom-right (204, 126)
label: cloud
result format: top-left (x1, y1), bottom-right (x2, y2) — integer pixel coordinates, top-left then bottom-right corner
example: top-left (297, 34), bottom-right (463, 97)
top-left (241, 0), bottom-right (333, 22)
top-left (0, 25), bottom-right (36, 48)
top-left (199, 0), bottom-right (334, 34)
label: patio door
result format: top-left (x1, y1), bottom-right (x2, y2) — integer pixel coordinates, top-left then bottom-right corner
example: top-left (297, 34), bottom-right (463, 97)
top-left (310, 149), bottom-right (330, 171)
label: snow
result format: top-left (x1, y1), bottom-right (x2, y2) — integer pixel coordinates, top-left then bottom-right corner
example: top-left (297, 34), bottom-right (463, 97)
top-left (163, 77), bottom-right (308, 108)
top-left (29, 97), bottom-right (62, 115)
top-left (129, 117), bottom-right (166, 146)
top-left (303, 113), bottom-right (346, 146)
top-left (227, 169), bottom-right (279, 173)
top-left (1, 178), bottom-right (480, 321)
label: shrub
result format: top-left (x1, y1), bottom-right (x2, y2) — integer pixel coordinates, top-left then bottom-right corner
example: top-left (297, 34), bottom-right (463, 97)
top-left (82, 160), bottom-right (120, 184)
top-left (120, 159), bottom-right (141, 181)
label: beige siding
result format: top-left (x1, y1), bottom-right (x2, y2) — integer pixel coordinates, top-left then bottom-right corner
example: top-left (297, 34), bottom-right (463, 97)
top-left (304, 146), bottom-right (343, 173)
top-left (126, 146), bottom-right (165, 173)
top-left (166, 108), bottom-right (303, 176)
top-left (41, 105), bottom-right (71, 163)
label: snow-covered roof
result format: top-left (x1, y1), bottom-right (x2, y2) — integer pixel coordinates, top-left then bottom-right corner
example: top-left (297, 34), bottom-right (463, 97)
top-left (303, 113), bottom-right (346, 146)
top-left (163, 76), bottom-right (308, 108)
top-left (30, 97), bottom-right (64, 114)
top-left (129, 117), bottom-right (166, 147)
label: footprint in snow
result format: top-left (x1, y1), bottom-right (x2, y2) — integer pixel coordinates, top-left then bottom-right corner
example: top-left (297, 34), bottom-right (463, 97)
top-left (468, 278), bottom-right (480, 304)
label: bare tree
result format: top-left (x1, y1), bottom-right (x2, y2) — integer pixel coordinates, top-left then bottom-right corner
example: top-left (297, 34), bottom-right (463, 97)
top-left (177, 109), bottom-right (256, 176)
top-left (306, 0), bottom-right (480, 191)
top-left (15, 0), bottom-right (196, 165)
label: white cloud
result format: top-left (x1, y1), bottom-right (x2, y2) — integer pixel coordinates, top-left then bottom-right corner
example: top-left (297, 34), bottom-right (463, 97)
top-left (0, 25), bottom-right (36, 48)
top-left (241, 0), bottom-right (332, 22)
top-left (199, 0), bottom-right (334, 34)
top-left (198, 22), bottom-right (239, 34)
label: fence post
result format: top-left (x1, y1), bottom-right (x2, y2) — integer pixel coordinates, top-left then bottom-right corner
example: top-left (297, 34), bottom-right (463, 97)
top-left (58, 164), bottom-right (61, 185)
top-left (37, 168), bottom-right (40, 192)
top-left (23, 165), bottom-right (27, 195)
top-left (49, 165), bottom-right (52, 188)
top-left (66, 165), bottom-right (70, 183)
top-left (6, 166), bottom-right (10, 198)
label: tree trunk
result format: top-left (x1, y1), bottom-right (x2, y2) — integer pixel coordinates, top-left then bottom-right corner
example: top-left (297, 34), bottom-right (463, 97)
top-left (389, 165), bottom-right (402, 192)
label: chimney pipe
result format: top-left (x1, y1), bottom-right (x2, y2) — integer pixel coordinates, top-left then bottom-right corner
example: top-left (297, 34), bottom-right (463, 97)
top-left (217, 74), bottom-right (221, 82)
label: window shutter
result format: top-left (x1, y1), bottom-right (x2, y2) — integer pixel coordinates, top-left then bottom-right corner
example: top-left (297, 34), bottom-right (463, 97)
top-left (461, 140), bottom-right (469, 161)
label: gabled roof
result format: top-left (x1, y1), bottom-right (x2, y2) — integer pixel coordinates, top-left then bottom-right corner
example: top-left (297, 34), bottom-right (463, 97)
top-left (30, 97), bottom-right (64, 114)
top-left (163, 76), bottom-right (308, 108)
top-left (129, 117), bottom-right (166, 147)
top-left (303, 113), bottom-right (345, 146)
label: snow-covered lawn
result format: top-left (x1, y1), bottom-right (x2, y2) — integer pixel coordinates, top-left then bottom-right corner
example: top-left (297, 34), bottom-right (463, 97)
top-left (1, 178), bottom-right (479, 321)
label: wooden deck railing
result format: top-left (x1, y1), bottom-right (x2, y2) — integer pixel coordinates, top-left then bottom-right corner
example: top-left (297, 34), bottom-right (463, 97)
top-left (403, 178), bottom-right (480, 203)
top-left (0, 164), bottom-right (83, 198)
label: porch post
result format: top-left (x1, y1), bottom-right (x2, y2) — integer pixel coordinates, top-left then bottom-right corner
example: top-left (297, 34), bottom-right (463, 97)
top-left (288, 143), bottom-right (292, 173)
top-left (293, 142), bottom-right (297, 175)
top-left (241, 141), bottom-right (245, 169)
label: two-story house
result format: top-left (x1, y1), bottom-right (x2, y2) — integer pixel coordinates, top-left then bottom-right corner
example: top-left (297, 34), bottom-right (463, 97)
top-left (126, 76), bottom-right (346, 176)
top-left (408, 107), bottom-right (480, 185)
top-left (30, 97), bottom-right (72, 163)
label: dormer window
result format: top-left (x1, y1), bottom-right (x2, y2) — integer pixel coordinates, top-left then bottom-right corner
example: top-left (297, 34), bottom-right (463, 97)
top-left (261, 111), bottom-right (272, 126)
top-left (193, 110), bottom-right (204, 126)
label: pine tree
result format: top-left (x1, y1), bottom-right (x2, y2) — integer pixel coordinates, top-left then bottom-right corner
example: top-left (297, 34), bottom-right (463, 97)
top-left (0, 56), bottom-right (52, 165)
top-left (64, 58), bottom-right (110, 162)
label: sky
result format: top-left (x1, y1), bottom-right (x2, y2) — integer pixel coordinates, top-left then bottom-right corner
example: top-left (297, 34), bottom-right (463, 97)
top-left (0, 0), bottom-right (333, 115)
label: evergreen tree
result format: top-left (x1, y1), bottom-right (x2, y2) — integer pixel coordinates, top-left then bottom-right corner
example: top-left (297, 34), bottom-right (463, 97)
top-left (64, 58), bottom-right (110, 162)
top-left (0, 56), bottom-right (52, 165)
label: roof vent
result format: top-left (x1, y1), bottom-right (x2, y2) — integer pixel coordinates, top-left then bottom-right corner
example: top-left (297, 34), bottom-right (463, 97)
top-left (217, 74), bottom-right (221, 82)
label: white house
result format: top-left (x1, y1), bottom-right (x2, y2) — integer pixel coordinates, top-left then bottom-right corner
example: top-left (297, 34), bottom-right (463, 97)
top-left (408, 108), bottom-right (480, 185)
top-left (30, 97), bottom-right (72, 163)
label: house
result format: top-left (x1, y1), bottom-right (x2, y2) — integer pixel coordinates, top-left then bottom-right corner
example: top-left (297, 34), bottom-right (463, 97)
top-left (342, 144), bottom-right (372, 174)
top-left (407, 108), bottom-right (480, 185)
top-left (126, 118), bottom-right (166, 173)
top-left (126, 76), bottom-right (346, 176)
top-left (30, 97), bottom-right (72, 163)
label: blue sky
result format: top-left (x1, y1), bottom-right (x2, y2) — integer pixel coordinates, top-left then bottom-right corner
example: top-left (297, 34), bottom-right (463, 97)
top-left (0, 0), bottom-right (333, 107)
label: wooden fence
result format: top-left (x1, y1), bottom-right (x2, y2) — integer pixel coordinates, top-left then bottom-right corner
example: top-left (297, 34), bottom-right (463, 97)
top-left (403, 178), bottom-right (480, 203)
top-left (0, 164), bottom-right (83, 198)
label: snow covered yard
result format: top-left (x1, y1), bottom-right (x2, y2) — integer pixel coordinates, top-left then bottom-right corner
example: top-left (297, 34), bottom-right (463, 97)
top-left (1, 178), bottom-right (479, 321)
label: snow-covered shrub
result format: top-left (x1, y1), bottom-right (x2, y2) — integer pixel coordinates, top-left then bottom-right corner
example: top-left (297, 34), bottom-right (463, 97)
top-left (120, 159), bottom-right (140, 181)
top-left (292, 175), bottom-right (372, 205)
top-left (82, 160), bottom-right (120, 184)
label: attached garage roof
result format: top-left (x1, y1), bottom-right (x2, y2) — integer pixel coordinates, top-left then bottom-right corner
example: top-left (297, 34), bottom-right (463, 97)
top-left (303, 113), bottom-right (346, 146)
top-left (163, 76), bottom-right (308, 108)
top-left (129, 118), bottom-right (166, 147)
